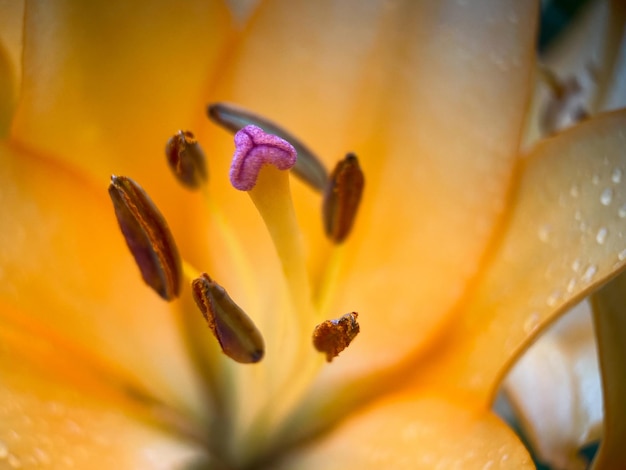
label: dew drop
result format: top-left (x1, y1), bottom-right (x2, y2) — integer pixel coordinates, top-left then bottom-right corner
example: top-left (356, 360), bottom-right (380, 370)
top-left (546, 290), bottom-right (560, 307)
top-left (581, 265), bottom-right (598, 283)
top-left (500, 453), bottom-right (510, 462)
top-left (537, 224), bottom-right (551, 243)
top-left (612, 167), bottom-right (623, 184)
top-left (619, 204), bottom-right (626, 218)
top-left (570, 184), bottom-right (580, 198)
top-left (523, 312), bottom-right (540, 334)
top-left (0, 440), bottom-right (8, 459)
top-left (566, 278), bottom-right (577, 293)
top-left (600, 188), bottom-right (613, 206)
top-left (618, 249), bottom-right (626, 261)
top-left (7, 454), bottom-right (21, 468)
top-left (571, 258), bottom-right (582, 272)
top-left (34, 447), bottom-right (50, 465)
top-left (596, 227), bottom-right (608, 244)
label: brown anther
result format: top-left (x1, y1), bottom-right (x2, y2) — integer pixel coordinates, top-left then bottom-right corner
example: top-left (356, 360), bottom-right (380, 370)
top-left (207, 102), bottom-right (329, 191)
top-left (312, 312), bottom-right (360, 362)
top-left (539, 67), bottom-right (592, 135)
top-left (191, 273), bottom-right (265, 364)
top-left (322, 154), bottom-right (364, 243)
top-left (165, 130), bottom-right (208, 189)
top-left (108, 175), bottom-right (182, 300)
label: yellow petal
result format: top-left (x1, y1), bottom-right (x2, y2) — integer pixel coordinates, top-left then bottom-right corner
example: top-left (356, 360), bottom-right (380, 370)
top-left (505, 301), bottom-right (602, 469)
top-left (0, 142), bottom-right (206, 418)
top-left (590, 270), bottom-right (626, 469)
top-left (205, 0), bottom-right (539, 382)
top-left (276, 393), bottom-right (533, 469)
top-left (414, 110), bottom-right (626, 404)
top-left (11, 0), bottom-right (231, 218)
top-left (0, 316), bottom-right (211, 470)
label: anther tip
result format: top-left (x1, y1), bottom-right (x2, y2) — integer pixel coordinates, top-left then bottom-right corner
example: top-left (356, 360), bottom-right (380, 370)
top-left (250, 349), bottom-right (264, 363)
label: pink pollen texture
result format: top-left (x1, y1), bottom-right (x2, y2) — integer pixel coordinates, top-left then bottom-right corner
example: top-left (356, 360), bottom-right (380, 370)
top-left (230, 125), bottom-right (298, 191)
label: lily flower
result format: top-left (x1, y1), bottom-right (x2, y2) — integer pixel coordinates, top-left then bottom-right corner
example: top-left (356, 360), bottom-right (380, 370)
top-left (0, 1), bottom-right (624, 469)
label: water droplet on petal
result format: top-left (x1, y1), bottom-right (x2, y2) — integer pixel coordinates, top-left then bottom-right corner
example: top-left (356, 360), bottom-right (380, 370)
top-left (570, 184), bottom-right (580, 198)
top-left (34, 448), bottom-right (50, 465)
top-left (546, 290), bottom-right (560, 307)
top-left (596, 227), bottom-right (608, 244)
top-left (600, 188), bottom-right (613, 206)
top-left (7, 454), bottom-right (21, 468)
top-left (619, 204), bottom-right (626, 218)
top-left (572, 258), bottom-right (582, 272)
top-left (618, 249), bottom-right (626, 261)
top-left (523, 312), bottom-right (540, 334)
top-left (537, 224), bottom-right (551, 242)
top-left (612, 167), bottom-right (623, 183)
top-left (581, 264), bottom-right (598, 283)
top-left (566, 278), bottom-right (577, 293)
top-left (0, 441), bottom-right (8, 459)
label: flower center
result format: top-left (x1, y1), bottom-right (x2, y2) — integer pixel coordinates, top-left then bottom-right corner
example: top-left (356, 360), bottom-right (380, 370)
top-left (106, 104), bottom-right (366, 466)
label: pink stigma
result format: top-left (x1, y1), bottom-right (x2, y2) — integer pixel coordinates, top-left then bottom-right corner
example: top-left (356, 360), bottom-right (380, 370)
top-left (230, 125), bottom-right (297, 191)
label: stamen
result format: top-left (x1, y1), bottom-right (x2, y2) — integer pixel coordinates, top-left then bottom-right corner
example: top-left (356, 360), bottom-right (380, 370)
top-left (208, 102), bottom-right (329, 191)
top-left (312, 312), bottom-right (360, 362)
top-left (165, 130), bottom-right (208, 189)
top-left (191, 273), bottom-right (265, 364)
top-left (539, 67), bottom-right (590, 135)
top-left (323, 153), bottom-right (365, 243)
top-left (230, 125), bottom-right (296, 191)
top-left (108, 175), bottom-right (182, 300)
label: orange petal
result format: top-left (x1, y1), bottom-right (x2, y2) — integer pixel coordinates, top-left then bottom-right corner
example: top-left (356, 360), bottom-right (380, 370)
top-left (590, 270), bottom-right (626, 469)
top-left (414, 110), bottom-right (626, 405)
top-left (11, 0), bottom-right (231, 219)
top-left (0, 38), bottom-right (13, 136)
top-left (276, 393), bottom-right (533, 469)
top-left (0, 0), bottom-right (24, 124)
top-left (0, 316), bottom-right (211, 469)
top-left (204, 0), bottom-right (539, 382)
top-left (0, 142), bottom-right (207, 418)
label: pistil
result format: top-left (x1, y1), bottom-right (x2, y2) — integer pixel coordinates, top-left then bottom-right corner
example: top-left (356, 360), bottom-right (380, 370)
top-left (230, 125), bottom-right (315, 332)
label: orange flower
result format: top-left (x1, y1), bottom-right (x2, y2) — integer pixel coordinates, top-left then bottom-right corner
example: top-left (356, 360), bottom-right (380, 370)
top-left (0, 1), bottom-right (624, 468)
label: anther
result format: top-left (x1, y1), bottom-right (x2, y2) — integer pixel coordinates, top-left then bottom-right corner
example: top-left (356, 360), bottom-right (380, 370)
top-left (322, 154), bottom-right (365, 243)
top-left (208, 102), bottom-right (328, 191)
top-left (165, 130), bottom-right (208, 189)
top-left (108, 175), bottom-right (182, 300)
top-left (191, 273), bottom-right (265, 364)
top-left (539, 67), bottom-right (590, 135)
top-left (230, 125), bottom-right (297, 191)
top-left (312, 312), bottom-right (360, 362)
